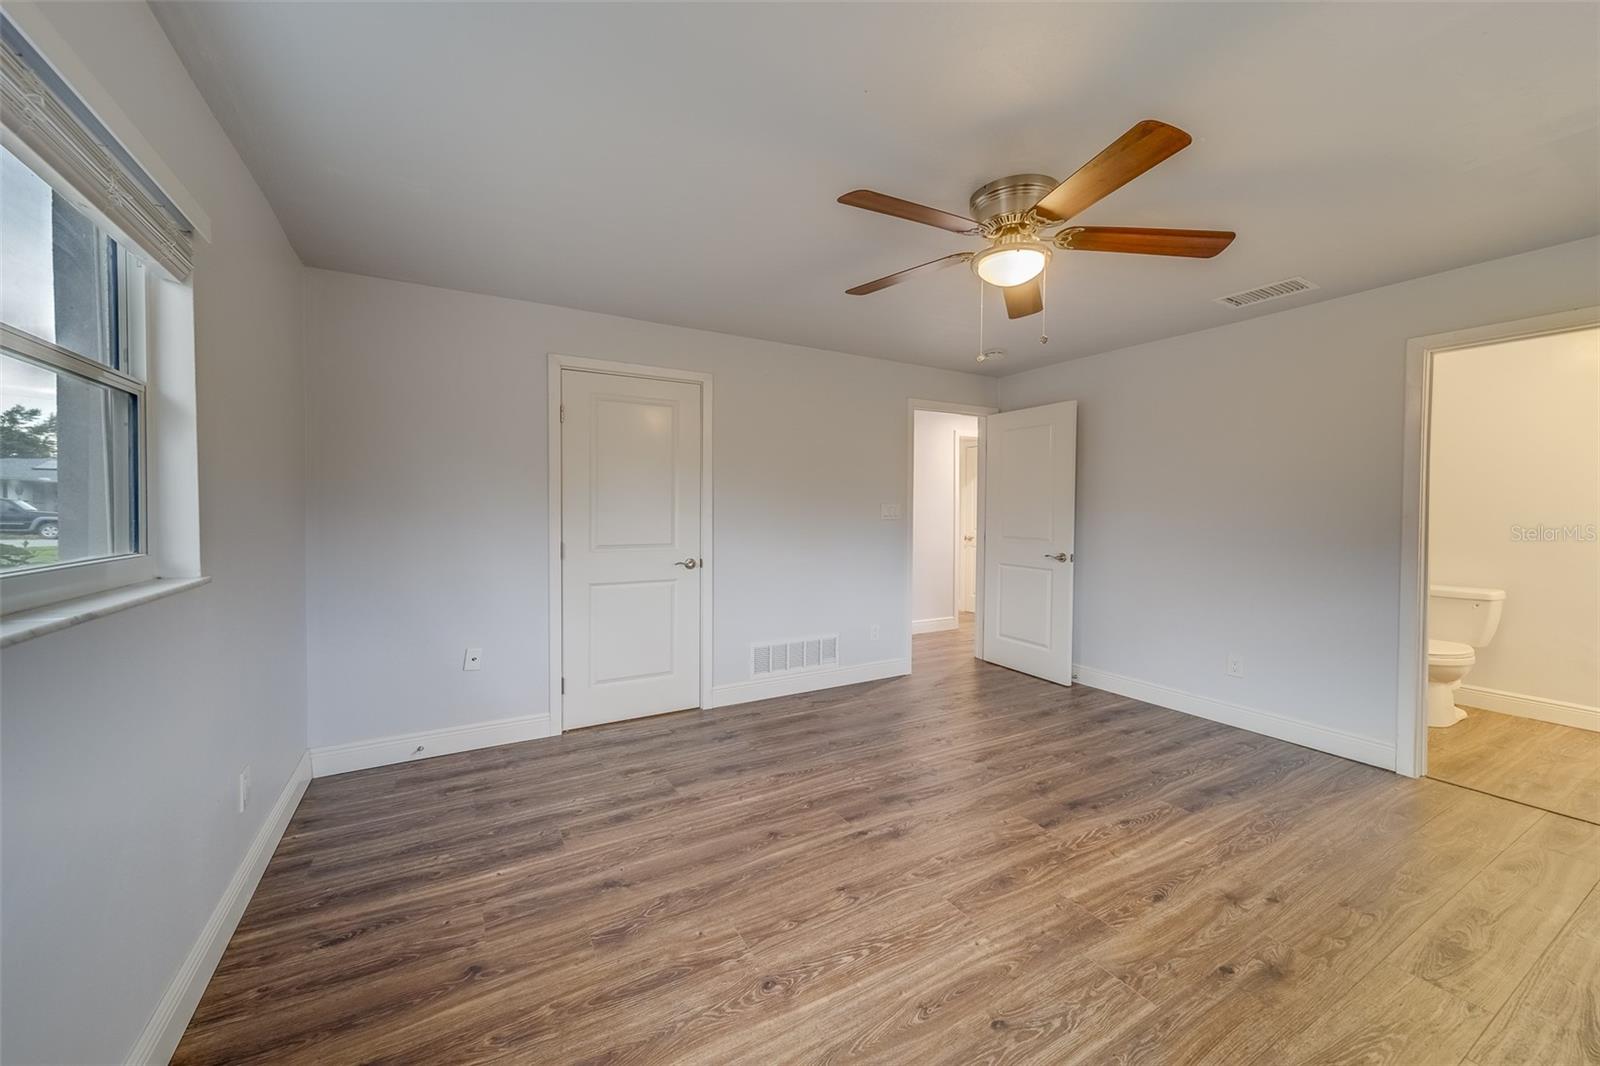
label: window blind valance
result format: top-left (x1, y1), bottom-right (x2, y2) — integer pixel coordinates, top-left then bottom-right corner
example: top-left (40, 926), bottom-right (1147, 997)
top-left (1, 16), bottom-right (194, 281)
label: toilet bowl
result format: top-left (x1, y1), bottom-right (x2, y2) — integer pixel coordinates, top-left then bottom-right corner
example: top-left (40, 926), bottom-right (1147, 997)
top-left (1426, 585), bottom-right (1506, 729)
top-left (1426, 639), bottom-right (1476, 727)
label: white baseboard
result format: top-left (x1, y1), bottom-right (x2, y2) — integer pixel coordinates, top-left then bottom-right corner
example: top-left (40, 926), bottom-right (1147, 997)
top-left (310, 713), bottom-right (553, 778)
top-left (1459, 685), bottom-right (1600, 733)
top-left (912, 616), bottom-right (959, 635)
top-left (708, 657), bottom-right (911, 709)
top-left (1072, 665), bottom-right (1396, 771)
top-left (126, 750), bottom-right (312, 1065)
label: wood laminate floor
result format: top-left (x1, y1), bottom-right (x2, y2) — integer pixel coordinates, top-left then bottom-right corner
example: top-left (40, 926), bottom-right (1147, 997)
top-left (176, 622), bottom-right (1600, 1065)
top-left (1430, 707), bottom-right (1600, 824)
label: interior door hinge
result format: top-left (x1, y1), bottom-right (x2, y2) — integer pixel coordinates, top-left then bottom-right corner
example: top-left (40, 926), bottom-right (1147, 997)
top-left (1070, 552), bottom-right (1074, 563)
top-left (559, 403), bottom-right (565, 423)
top-left (560, 540), bottom-right (565, 560)
top-left (561, 677), bottom-right (565, 694)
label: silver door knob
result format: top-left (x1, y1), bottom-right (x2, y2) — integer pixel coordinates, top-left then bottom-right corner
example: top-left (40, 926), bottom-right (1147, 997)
top-left (674, 558), bottom-right (699, 570)
top-left (1044, 552), bottom-right (1069, 562)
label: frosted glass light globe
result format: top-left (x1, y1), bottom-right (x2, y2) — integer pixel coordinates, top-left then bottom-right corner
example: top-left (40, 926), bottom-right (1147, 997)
top-left (973, 244), bottom-right (1048, 287)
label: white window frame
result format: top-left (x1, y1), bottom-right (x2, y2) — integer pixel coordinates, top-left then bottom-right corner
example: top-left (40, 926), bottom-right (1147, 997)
top-left (1, 314), bottom-right (154, 613)
top-left (0, 140), bottom-right (171, 616)
top-left (0, 9), bottom-right (205, 634)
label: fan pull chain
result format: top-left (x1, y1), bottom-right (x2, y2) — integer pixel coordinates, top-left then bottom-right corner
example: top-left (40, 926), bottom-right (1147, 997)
top-left (1040, 268), bottom-right (1049, 346)
top-left (977, 276), bottom-right (984, 361)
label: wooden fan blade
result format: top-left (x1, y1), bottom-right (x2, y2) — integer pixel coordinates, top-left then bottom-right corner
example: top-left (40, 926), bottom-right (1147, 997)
top-left (1060, 227), bottom-right (1235, 258)
top-left (838, 190), bottom-right (979, 235)
top-left (1032, 120), bottom-right (1193, 223)
top-left (846, 253), bottom-right (971, 296)
top-left (1002, 276), bottom-right (1043, 319)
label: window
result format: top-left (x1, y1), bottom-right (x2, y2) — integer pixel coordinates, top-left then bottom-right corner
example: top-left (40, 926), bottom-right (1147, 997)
top-left (1, 12), bottom-right (198, 622)
top-left (1, 143), bottom-right (146, 577)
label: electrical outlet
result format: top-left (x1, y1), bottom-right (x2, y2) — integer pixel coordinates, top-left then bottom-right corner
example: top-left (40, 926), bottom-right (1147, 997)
top-left (870, 624), bottom-right (881, 641)
top-left (1226, 654), bottom-right (1245, 679)
top-left (879, 503), bottom-right (903, 520)
top-left (463, 647), bottom-right (483, 671)
top-left (237, 767), bottom-right (251, 814)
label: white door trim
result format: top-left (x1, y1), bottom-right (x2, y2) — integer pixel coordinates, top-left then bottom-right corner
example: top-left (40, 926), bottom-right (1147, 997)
top-left (1396, 306), bottom-right (1598, 777)
top-left (548, 354), bottom-right (714, 734)
top-left (907, 399), bottom-right (997, 665)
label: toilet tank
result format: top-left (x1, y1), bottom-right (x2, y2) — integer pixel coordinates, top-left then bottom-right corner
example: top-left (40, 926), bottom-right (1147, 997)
top-left (1429, 585), bottom-right (1506, 647)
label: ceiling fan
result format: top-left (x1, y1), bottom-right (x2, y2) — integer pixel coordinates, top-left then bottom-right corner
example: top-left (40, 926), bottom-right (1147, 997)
top-left (838, 120), bottom-right (1235, 320)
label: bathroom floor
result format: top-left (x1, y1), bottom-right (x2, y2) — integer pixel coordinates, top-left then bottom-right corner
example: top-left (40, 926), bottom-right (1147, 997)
top-left (1430, 707), bottom-right (1600, 824)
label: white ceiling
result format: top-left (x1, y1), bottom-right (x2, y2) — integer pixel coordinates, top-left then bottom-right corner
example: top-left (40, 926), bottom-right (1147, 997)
top-left (151, 2), bottom-right (1599, 376)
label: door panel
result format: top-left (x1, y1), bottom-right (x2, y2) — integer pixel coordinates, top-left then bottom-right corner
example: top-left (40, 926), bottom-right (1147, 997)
top-left (592, 396), bottom-right (678, 547)
top-left (588, 580), bottom-right (677, 684)
top-left (982, 401), bottom-right (1077, 684)
top-left (995, 564), bottom-right (1052, 647)
top-left (997, 423), bottom-right (1056, 541)
top-left (563, 370), bottom-right (702, 727)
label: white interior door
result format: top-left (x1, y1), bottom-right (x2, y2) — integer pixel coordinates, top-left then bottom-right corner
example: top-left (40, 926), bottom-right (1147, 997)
top-left (982, 401), bottom-right (1077, 685)
top-left (562, 370), bottom-right (702, 728)
top-left (958, 436), bottom-right (978, 614)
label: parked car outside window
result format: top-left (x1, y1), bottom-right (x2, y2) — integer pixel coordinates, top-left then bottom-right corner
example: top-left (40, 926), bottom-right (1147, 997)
top-left (0, 497), bottom-right (59, 539)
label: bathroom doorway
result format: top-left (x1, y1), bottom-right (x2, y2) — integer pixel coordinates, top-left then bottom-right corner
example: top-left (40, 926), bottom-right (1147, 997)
top-left (1402, 313), bottom-right (1599, 821)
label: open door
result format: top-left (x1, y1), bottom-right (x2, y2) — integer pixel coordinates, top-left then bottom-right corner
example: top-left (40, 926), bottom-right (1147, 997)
top-left (981, 401), bottom-right (1077, 685)
top-left (958, 436), bottom-right (978, 615)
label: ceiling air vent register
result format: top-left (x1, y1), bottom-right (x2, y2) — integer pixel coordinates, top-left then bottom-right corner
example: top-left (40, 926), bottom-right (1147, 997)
top-left (752, 635), bottom-right (839, 677)
top-left (1215, 276), bottom-right (1319, 309)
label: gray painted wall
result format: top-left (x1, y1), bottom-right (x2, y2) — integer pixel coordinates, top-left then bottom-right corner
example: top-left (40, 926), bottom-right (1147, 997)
top-left (997, 237), bottom-right (1600, 759)
top-left (0, 3), bottom-right (308, 1062)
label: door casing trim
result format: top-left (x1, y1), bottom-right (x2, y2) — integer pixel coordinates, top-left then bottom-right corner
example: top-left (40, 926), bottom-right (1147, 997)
top-left (548, 354), bottom-right (715, 734)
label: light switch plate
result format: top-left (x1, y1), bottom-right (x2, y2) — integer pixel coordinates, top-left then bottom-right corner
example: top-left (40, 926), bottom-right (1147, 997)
top-left (880, 503), bottom-right (903, 520)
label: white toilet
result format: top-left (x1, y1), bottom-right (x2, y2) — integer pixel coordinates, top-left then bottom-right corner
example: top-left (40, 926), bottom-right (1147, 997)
top-left (1427, 584), bottom-right (1506, 728)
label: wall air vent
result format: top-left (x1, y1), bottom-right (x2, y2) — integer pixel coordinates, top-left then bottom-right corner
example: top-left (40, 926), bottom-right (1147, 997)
top-left (751, 635), bottom-right (839, 677)
top-left (1215, 276), bottom-right (1319, 309)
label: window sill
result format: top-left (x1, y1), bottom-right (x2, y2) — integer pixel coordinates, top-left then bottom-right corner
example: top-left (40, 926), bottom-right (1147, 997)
top-left (1, 576), bottom-right (210, 648)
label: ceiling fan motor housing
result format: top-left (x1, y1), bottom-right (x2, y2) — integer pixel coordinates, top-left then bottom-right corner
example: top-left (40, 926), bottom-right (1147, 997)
top-left (969, 173), bottom-right (1059, 224)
